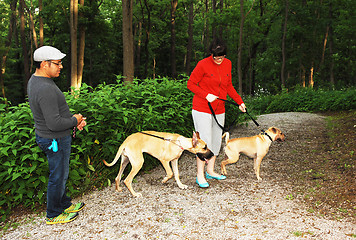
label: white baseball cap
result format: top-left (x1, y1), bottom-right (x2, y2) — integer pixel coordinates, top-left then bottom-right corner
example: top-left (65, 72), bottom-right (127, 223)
top-left (34, 46), bottom-right (66, 61)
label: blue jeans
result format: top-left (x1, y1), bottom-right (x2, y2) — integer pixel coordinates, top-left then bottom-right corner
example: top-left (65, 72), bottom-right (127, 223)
top-left (36, 134), bottom-right (72, 218)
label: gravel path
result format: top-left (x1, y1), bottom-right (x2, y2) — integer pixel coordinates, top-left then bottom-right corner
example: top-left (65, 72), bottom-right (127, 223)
top-left (1, 112), bottom-right (355, 239)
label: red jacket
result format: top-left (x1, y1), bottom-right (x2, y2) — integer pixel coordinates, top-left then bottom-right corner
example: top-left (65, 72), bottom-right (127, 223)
top-left (187, 56), bottom-right (244, 114)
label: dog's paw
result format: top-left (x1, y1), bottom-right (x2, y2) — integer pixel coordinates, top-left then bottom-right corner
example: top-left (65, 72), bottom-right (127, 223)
top-left (178, 184), bottom-right (188, 189)
top-left (162, 177), bottom-right (170, 183)
top-left (133, 192), bottom-right (143, 197)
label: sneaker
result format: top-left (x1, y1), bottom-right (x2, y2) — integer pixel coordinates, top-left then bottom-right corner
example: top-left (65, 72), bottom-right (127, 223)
top-left (64, 202), bottom-right (85, 213)
top-left (46, 212), bottom-right (78, 225)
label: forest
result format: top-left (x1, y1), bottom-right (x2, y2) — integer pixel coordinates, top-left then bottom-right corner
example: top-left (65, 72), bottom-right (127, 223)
top-left (0, 0), bottom-right (356, 223)
top-left (0, 0), bottom-right (355, 106)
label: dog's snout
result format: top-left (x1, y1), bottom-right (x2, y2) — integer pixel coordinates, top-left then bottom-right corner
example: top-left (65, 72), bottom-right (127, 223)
top-left (197, 150), bottom-right (214, 161)
top-left (276, 133), bottom-right (285, 142)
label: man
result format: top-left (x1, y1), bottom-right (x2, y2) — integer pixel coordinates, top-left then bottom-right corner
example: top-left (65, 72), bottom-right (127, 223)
top-left (27, 46), bottom-right (87, 224)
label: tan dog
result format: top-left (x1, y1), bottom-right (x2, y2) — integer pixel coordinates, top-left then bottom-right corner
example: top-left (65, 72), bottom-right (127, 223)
top-left (103, 131), bottom-right (214, 197)
top-left (221, 127), bottom-right (285, 181)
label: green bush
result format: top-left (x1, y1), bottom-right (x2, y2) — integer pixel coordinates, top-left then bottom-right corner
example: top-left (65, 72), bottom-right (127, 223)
top-left (248, 87), bottom-right (356, 113)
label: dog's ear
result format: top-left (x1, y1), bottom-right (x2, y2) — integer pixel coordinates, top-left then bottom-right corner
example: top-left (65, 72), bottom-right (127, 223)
top-left (271, 127), bottom-right (277, 133)
top-left (192, 131), bottom-right (199, 147)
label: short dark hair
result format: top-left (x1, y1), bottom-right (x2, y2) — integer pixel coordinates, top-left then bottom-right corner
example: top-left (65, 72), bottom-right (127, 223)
top-left (208, 38), bottom-right (227, 57)
top-left (34, 61), bottom-right (42, 69)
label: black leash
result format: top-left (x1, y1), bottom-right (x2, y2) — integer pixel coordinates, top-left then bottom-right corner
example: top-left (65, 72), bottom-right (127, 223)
top-left (207, 101), bottom-right (235, 132)
top-left (139, 131), bottom-right (184, 150)
top-left (208, 98), bottom-right (273, 142)
top-left (215, 98), bottom-right (260, 127)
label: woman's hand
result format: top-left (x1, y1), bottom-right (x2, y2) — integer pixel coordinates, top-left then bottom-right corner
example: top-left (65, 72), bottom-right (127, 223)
top-left (239, 103), bottom-right (247, 112)
top-left (206, 94), bottom-right (218, 103)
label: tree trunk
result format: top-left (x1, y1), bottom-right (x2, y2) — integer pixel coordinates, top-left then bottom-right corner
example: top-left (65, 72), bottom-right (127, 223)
top-left (309, 65), bottom-right (314, 87)
top-left (328, 2), bottom-right (335, 86)
top-left (204, 0), bottom-right (209, 55)
top-left (185, 0), bottom-right (193, 75)
top-left (19, 0), bottom-right (30, 96)
top-left (135, 21), bottom-right (142, 78)
top-left (77, 0), bottom-right (85, 89)
top-left (70, 0), bottom-right (78, 91)
top-left (237, 0), bottom-right (254, 95)
top-left (122, 0), bottom-right (134, 84)
top-left (218, 0), bottom-right (224, 39)
top-left (28, 5), bottom-right (38, 49)
top-left (39, 0), bottom-right (44, 46)
top-left (281, 0), bottom-right (288, 88)
top-left (142, 0), bottom-right (151, 78)
top-left (170, 0), bottom-right (178, 78)
top-left (318, 26), bottom-right (329, 73)
top-left (237, 0), bottom-right (244, 95)
top-left (0, 0), bottom-right (18, 105)
top-left (212, 0), bottom-right (216, 40)
top-left (329, 26), bottom-right (335, 86)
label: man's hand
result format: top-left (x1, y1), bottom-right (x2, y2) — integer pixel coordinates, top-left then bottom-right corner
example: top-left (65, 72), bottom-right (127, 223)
top-left (73, 114), bottom-right (83, 124)
top-left (77, 117), bottom-right (87, 131)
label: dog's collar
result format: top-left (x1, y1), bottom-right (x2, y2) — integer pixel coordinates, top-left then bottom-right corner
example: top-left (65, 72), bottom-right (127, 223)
top-left (261, 130), bottom-right (273, 142)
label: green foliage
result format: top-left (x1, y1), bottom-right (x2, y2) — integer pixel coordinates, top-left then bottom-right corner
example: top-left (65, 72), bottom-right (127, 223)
top-left (0, 102), bottom-right (45, 222)
top-left (2, 0), bottom-right (356, 105)
top-left (244, 87), bottom-right (356, 114)
top-left (266, 87), bottom-right (356, 113)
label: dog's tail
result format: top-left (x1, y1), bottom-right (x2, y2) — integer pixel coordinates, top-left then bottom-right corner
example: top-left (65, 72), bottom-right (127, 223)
top-left (221, 132), bottom-right (230, 144)
top-left (102, 144), bottom-right (125, 167)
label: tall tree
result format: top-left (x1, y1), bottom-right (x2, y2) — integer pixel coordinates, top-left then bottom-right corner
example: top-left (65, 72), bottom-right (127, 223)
top-left (218, 0), bottom-right (224, 38)
top-left (19, 0), bottom-right (30, 95)
top-left (28, 2), bottom-right (38, 49)
top-left (77, 0), bottom-right (85, 90)
top-left (170, 0), bottom-right (178, 78)
top-left (39, 0), bottom-right (43, 46)
top-left (122, 0), bottom-right (134, 83)
top-left (203, 0), bottom-right (210, 55)
top-left (328, 2), bottom-right (335, 86)
top-left (185, 0), bottom-right (194, 75)
top-left (237, 0), bottom-right (254, 95)
top-left (281, 0), bottom-right (288, 88)
top-left (212, 0), bottom-right (216, 39)
top-left (70, 0), bottom-right (79, 91)
top-left (0, 0), bottom-right (18, 105)
top-left (134, 0), bottom-right (142, 78)
top-left (142, 0), bottom-right (151, 78)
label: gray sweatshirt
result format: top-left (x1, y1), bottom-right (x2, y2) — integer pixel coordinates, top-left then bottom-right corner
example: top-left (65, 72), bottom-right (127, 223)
top-left (27, 74), bottom-right (77, 139)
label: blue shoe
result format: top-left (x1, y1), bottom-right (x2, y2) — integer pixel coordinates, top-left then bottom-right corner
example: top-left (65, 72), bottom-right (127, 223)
top-left (196, 177), bottom-right (209, 188)
top-left (206, 172), bottom-right (226, 180)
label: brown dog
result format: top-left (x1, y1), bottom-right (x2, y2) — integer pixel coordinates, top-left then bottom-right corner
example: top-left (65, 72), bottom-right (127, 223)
top-left (103, 131), bottom-right (214, 197)
top-left (221, 127), bottom-right (285, 181)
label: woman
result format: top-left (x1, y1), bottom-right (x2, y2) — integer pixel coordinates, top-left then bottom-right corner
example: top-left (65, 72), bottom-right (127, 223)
top-left (187, 38), bottom-right (246, 188)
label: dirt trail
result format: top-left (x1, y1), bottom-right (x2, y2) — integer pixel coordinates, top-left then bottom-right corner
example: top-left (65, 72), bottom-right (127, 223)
top-left (1, 112), bottom-right (355, 239)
